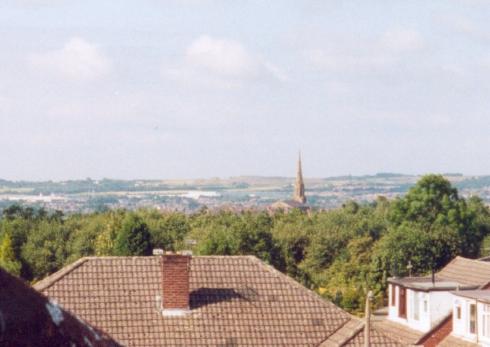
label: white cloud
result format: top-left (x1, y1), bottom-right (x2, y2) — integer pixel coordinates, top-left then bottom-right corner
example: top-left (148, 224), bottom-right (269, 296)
top-left (164, 35), bottom-right (286, 87)
top-left (185, 35), bottom-right (259, 78)
top-left (29, 37), bottom-right (111, 81)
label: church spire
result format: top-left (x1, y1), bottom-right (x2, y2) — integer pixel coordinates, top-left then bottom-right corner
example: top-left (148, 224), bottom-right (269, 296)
top-left (293, 152), bottom-right (306, 204)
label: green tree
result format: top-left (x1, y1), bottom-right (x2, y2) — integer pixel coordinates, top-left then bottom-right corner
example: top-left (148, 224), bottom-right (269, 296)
top-left (94, 211), bottom-right (124, 256)
top-left (114, 213), bottom-right (152, 256)
top-left (0, 233), bottom-right (22, 276)
top-left (141, 210), bottom-right (190, 251)
top-left (378, 174), bottom-right (488, 277)
top-left (21, 221), bottom-right (70, 280)
top-left (197, 226), bottom-right (238, 255)
top-left (389, 174), bottom-right (462, 227)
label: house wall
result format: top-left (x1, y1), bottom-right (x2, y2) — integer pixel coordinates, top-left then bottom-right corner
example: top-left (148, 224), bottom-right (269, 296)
top-left (388, 284), bottom-right (399, 321)
top-left (477, 302), bottom-right (490, 346)
top-left (429, 291), bottom-right (454, 326)
top-left (388, 284), bottom-right (453, 333)
top-left (452, 297), bottom-right (490, 346)
top-left (452, 296), bottom-right (481, 344)
top-left (388, 284), bottom-right (431, 331)
top-left (407, 289), bottom-right (431, 331)
top-left (452, 296), bottom-right (470, 338)
top-left (388, 284), bottom-right (408, 325)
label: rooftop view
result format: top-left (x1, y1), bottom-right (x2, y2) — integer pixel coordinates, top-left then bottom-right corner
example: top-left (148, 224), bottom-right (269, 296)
top-left (1, 1), bottom-right (490, 346)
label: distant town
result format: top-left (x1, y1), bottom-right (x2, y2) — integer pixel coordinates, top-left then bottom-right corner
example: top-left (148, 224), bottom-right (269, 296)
top-left (1, 173), bottom-right (489, 213)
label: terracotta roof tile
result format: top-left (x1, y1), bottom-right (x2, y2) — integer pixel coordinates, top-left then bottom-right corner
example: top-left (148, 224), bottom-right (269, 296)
top-left (371, 319), bottom-right (423, 345)
top-left (342, 325), bottom-right (405, 347)
top-left (35, 256), bottom-right (357, 346)
top-left (319, 318), bottom-right (405, 347)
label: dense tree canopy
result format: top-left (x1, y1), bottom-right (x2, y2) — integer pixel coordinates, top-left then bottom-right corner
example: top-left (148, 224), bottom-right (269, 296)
top-left (114, 213), bottom-right (152, 256)
top-left (380, 174), bottom-right (487, 275)
top-left (1, 175), bottom-right (489, 315)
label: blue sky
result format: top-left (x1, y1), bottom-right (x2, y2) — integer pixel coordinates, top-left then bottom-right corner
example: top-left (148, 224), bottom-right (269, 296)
top-left (1, 1), bottom-right (489, 180)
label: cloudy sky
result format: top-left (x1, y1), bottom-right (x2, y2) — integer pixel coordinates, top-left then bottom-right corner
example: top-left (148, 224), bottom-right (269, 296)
top-left (1, 1), bottom-right (489, 180)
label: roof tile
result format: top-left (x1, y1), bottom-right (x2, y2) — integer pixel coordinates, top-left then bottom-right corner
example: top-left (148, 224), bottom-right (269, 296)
top-left (36, 256), bottom-right (355, 346)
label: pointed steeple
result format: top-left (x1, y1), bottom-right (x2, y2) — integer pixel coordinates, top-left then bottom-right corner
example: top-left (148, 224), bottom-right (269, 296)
top-left (293, 152), bottom-right (306, 204)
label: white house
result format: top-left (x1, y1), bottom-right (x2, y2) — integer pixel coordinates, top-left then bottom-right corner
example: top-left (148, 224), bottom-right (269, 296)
top-left (388, 277), bottom-right (473, 332)
top-left (450, 290), bottom-right (490, 346)
top-left (386, 257), bottom-right (490, 335)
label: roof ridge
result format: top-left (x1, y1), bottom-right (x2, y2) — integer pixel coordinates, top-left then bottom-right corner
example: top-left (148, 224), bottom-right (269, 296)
top-left (316, 317), bottom-right (363, 347)
top-left (246, 255), bottom-right (354, 319)
top-left (338, 320), bottom-right (364, 347)
top-left (79, 255), bottom-right (257, 259)
top-left (33, 257), bottom-right (89, 292)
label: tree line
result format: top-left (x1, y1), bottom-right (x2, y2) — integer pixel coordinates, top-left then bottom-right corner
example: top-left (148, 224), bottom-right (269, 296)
top-left (1, 174), bottom-right (489, 314)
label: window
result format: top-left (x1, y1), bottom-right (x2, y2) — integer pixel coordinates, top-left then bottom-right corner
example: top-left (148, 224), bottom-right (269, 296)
top-left (423, 299), bottom-right (428, 313)
top-left (413, 291), bottom-right (420, 320)
top-left (483, 304), bottom-right (490, 338)
top-left (470, 303), bottom-right (477, 334)
top-left (456, 306), bottom-right (461, 319)
top-left (391, 285), bottom-right (396, 306)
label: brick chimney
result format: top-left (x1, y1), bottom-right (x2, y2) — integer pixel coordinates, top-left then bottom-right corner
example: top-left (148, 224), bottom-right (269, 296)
top-left (160, 252), bottom-right (191, 314)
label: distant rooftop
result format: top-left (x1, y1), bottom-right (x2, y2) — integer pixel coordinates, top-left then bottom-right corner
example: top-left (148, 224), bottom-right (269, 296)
top-left (388, 256), bottom-right (490, 291)
top-left (452, 290), bottom-right (490, 303)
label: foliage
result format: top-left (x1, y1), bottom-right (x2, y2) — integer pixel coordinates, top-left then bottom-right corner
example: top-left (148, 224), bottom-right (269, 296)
top-left (114, 213), bottom-right (152, 256)
top-left (378, 175), bottom-right (489, 275)
top-left (0, 233), bottom-right (22, 275)
top-left (1, 175), bottom-right (489, 315)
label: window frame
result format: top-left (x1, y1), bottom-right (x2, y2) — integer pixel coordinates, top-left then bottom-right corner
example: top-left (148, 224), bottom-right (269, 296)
top-left (483, 304), bottom-right (490, 338)
top-left (412, 291), bottom-right (420, 321)
top-left (391, 284), bottom-right (396, 306)
top-left (469, 303), bottom-right (477, 335)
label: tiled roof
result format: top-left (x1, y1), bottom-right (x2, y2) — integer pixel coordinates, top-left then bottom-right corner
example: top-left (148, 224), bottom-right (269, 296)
top-left (342, 326), bottom-right (405, 347)
top-left (371, 319), bottom-right (424, 346)
top-left (319, 319), bottom-right (403, 347)
top-left (319, 319), bottom-right (364, 346)
top-left (0, 267), bottom-right (119, 347)
top-left (35, 255), bottom-right (367, 347)
top-left (437, 256), bottom-right (490, 287)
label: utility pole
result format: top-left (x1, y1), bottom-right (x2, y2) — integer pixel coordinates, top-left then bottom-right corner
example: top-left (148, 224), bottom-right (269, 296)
top-left (364, 290), bottom-right (373, 347)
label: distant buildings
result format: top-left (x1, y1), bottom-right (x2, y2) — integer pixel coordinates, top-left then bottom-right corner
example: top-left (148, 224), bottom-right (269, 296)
top-left (269, 153), bottom-right (310, 212)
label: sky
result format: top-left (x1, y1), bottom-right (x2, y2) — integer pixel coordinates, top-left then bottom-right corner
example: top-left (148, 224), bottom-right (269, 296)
top-left (0, 0), bottom-right (489, 180)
